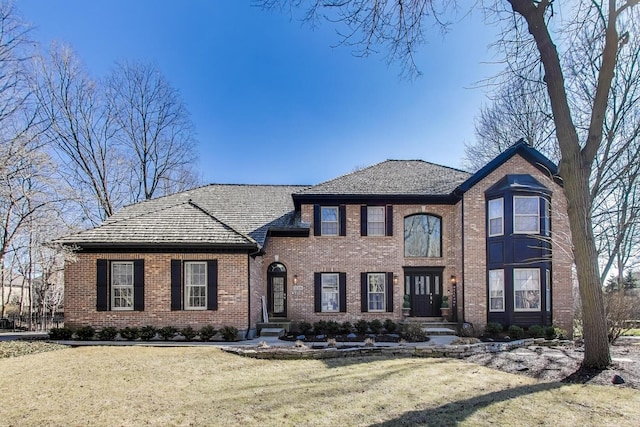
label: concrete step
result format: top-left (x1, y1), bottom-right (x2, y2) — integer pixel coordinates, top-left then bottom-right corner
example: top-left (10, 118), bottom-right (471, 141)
top-left (260, 328), bottom-right (285, 337)
top-left (423, 327), bottom-right (458, 336)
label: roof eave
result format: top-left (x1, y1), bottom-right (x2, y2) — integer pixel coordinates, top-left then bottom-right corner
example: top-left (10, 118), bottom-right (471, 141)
top-left (292, 193), bottom-right (461, 208)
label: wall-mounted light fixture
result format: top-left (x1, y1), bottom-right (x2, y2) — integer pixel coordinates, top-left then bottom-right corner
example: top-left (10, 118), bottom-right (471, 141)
top-left (293, 275), bottom-right (298, 285)
top-left (450, 275), bottom-right (457, 285)
top-left (393, 275), bottom-right (399, 285)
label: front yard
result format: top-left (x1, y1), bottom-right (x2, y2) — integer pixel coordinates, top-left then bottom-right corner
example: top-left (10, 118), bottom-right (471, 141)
top-left (1, 345), bottom-right (638, 426)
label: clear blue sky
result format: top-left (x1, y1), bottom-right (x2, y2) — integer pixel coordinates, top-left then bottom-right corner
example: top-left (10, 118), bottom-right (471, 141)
top-left (18, 1), bottom-right (501, 185)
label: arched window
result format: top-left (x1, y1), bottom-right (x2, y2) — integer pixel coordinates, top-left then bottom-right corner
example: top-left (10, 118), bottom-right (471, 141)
top-left (404, 214), bottom-right (442, 257)
top-left (268, 262), bottom-right (286, 273)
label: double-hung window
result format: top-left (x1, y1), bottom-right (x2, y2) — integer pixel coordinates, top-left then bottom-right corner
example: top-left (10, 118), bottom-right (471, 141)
top-left (488, 198), bottom-right (504, 236)
top-left (367, 206), bottom-right (385, 236)
top-left (321, 207), bottom-right (339, 236)
top-left (514, 196), bottom-right (540, 234)
top-left (514, 268), bottom-right (541, 311)
top-left (111, 262), bottom-right (134, 310)
top-left (321, 273), bottom-right (339, 312)
top-left (488, 269), bottom-right (505, 312)
top-left (185, 262), bottom-right (207, 310)
top-left (367, 273), bottom-right (386, 311)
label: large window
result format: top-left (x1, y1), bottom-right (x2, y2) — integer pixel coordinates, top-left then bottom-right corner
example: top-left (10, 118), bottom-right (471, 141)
top-left (367, 206), bottom-right (386, 236)
top-left (488, 198), bottom-right (504, 236)
top-left (321, 207), bottom-right (339, 236)
top-left (404, 214), bottom-right (442, 257)
top-left (489, 269), bottom-right (505, 312)
top-left (185, 262), bottom-right (207, 310)
top-left (514, 196), bottom-right (540, 234)
top-left (367, 273), bottom-right (386, 311)
top-left (514, 268), bottom-right (541, 311)
top-left (321, 273), bottom-right (339, 312)
top-left (111, 262), bottom-right (134, 310)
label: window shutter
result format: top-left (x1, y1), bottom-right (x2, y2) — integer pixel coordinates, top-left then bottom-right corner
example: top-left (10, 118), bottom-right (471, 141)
top-left (314, 273), bottom-right (322, 312)
top-left (133, 260), bottom-right (145, 311)
top-left (96, 259), bottom-right (108, 311)
top-left (313, 204), bottom-right (321, 236)
top-left (386, 205), bottom-right (393, 236)
top-left (170, 260), bottom-right (182, 311)
top-left (360, 273), bottom-right (368, 312)
top-left (360, 205), bottom-right (368, 236)
top-left (386, 272), bottom-right (394, 312)
top-left (339, 205), bottom-right (347, 236)
top-left (207, 260), bottom-right (218, 310)
top-left (339, 273), bottom-right (347, 312)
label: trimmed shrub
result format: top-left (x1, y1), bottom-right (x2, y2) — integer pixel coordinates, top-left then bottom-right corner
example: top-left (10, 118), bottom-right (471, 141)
top-left (313, 320), bottom-right (328, 335)
top-left (119, 327), bottom-right (140, 341)
top-left (368, 319), bottom-right (383, 334)
top-left (199, 325), bottom-right (217, 341)
top-left (139, 325), bottom-right (157, 341)
top-left (158, 326), bottom-right (177, 341)
top-left (383, 319), bottom-right (398, 334)
top-left (220, 326), bottom-right (239, 342)
top-left (400, 323), bottom-right (428, 342)
top-left (355, 319), bottom-right (369, 334)
top-left (508, 325), bottom-right (524, 340)
top-left (75, 326), bottom-right (95, 341)
top-left (326, 320), bottom-right (341, 335)
top-left (298, 321), bottom-right (312, 335)
top-left (544, 326), bottom-right (557, 340)
top-left (97, 326), bottom-right (118, 341)
top-left (527, 325), bottom-right (545, 338)
top-left (340, 321), bottom-right (353, 334)
top-left (49, 327), bottom-right (74, 340)
top-left (181, 326), bottom-right (196, 341)
top-left (484, 322), bottom-right (504, 337)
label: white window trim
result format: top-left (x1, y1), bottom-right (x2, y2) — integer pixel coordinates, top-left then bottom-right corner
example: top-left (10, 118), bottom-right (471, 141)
top-left (367, 206), bottom-right (386, 236)
top-left (321, 206), bottom-right (339, 236)
top-left (184, 261), bottom-right (207, 310)
top-left (513, 196), bottom-right (540, 234)
top-left (367, 273), bottom-right (386, 312)
top-left (513, 268), bottom-right (541, 312)
top-left (321, 273), bottom-right (339, 312)
top-left (489, 269), bottom-right (505, 313)
top-left (111, 261), bottom-right (134, 311)
top-left (488, 198), bottom-right (504, 237)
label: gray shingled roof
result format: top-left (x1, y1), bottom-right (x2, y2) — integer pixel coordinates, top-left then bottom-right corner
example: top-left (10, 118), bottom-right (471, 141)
top-left (296, 160), bottom-right (471, 196)
top-left (58, 184), bottom-right (308, 248)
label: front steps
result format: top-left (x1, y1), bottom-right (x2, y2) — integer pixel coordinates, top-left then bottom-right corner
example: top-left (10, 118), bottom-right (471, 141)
top-left (403, 317), bottom-right (458, 335)
top-left (257, 320), bottom-right (291, 337)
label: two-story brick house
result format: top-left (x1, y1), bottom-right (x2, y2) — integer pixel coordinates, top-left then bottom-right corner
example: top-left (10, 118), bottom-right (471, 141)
top-left (57, 140), bottom-right (574, 337)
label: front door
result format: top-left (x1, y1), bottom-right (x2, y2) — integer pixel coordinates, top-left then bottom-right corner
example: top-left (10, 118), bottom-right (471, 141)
top-left (267, 263), bottom-right (287, 318)
top-left (405, 269), bottom-right (443, 317)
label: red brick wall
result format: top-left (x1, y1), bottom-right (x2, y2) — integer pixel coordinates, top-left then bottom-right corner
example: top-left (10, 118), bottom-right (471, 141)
top-left (64, 252), bottom-right (251, 331)
top-left (461, 154), bottom-right (574, 335)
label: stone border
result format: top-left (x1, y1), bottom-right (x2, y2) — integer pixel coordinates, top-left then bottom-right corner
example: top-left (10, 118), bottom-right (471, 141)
top-left (221, 338), bottom-right (573, 360)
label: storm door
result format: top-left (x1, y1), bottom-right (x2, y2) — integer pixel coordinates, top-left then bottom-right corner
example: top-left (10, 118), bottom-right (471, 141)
top-left (267, 263), bottom-right (287, 318)
top-left (404, 269), bottom-right (443, 317)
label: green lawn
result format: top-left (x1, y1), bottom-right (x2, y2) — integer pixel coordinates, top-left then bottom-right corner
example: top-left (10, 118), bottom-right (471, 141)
top-left (0, 345), bottom-right (638, 426)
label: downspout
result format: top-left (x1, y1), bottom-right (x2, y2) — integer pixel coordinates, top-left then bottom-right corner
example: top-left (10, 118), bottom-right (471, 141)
top-left (246, 246), bottom-right (262, 339)
top-left (461, 197), bottom-right (466, 323)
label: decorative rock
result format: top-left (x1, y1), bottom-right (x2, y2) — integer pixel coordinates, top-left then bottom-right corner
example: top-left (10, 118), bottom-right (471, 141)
top-left (316, 335), bottom-right (325, 340)
top-left (347, 333), bottom-right (357, 339)
top-left (296, 335), bottom-right (306, 340)
top-left (612, 375), bottom-right (625, 384)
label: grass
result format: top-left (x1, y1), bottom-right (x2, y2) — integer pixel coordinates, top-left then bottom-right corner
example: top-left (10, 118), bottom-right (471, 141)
top-left (0, 345), bottom-right (639, 426)
top-left (622, 328), bottom-right (640, 336)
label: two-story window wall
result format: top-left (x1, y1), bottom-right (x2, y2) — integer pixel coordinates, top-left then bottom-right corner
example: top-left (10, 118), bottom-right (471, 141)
top-left (485, 174), bottom-right (552, 327)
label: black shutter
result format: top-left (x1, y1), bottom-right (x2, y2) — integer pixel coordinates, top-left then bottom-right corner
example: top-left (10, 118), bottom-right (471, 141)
top-left (360, 205), bottom-right (368, 236)
top-left (361, 273), bottom-right (368, 312)
top-left (313, 204), bottom-right (321, 236)
top-left (339, 205), bottom-right (347, 236)
top-left (170, 260), bottom-right (182, 311)
top-left (339, 273), bottom-right (347, 312)
top-left (386, 272), bottom-right (394, 312)
top-left (207, 260), bottom-right (218, 310)
top-left (314, 273), bottom-right (322, 312)
top-left (133, 260), bottom-right (145, 311)
top-left (96, 259), bottom-right (108, 311)
top-left (386, 205), bottom-right (393, 236)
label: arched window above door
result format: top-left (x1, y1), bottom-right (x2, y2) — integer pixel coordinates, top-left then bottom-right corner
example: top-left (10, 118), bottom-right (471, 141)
top-left (404, 214), bottom-right (442, 258)
top-left (268, 262), bottom-right (287, 273)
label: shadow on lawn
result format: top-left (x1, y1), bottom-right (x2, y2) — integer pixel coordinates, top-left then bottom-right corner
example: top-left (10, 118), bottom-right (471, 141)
top-left (370, 381), bottom-right (569, 427)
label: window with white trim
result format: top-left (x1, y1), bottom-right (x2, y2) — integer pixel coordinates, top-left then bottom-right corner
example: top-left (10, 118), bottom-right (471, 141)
top-left (368, 273), bottom-right (386, 311)
top-left (185, 262), bottom-right (207, 310)
top-left (514, 196), bottom-right (540, 234)
top-left (321, 207), bottom-right (339, 236)
top-left (111, 262), bottom-right (134, 310)
top-left (489, 269), bottom-right (505, 312)
top-left (321, 273), bottom-right (339, 312)
top-left (367, 206), bottom-right (385, 236)
top-left (514, 268), bottom-right (541, 311)
top-left (488, 198), bottom-right (504, 236)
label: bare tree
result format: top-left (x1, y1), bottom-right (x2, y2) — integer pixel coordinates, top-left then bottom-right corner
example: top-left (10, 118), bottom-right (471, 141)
top-left (257, 0), bottom-right (640, 368)
top-left (106, 61), bottom-right (199, 201)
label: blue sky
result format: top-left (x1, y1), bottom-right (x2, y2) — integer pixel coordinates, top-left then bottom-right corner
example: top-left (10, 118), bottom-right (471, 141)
top-left (18, 1), bottom-right (501, 185)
